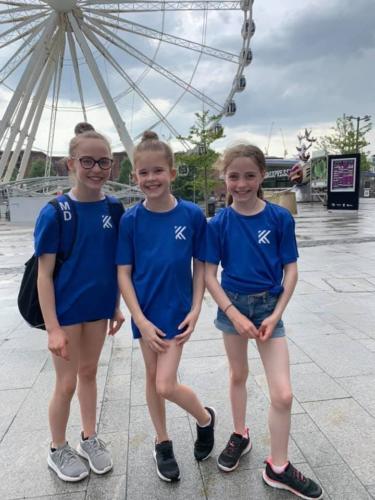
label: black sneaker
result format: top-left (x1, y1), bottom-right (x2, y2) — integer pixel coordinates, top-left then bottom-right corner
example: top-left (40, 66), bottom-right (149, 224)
top-left (263, 459), bottom-right (323, 500)
top-left (217, 428), bottom-right (252, 472)
top-left (153, 440), bottom-right (180, 482)
top-left (194, 406), bottom-right (217, 461)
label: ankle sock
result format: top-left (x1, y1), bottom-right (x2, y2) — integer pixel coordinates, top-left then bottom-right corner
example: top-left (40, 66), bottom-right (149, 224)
top-left (269, 460), bottom-right (288, 474)
top-left (198, 414), bottom-right (212, 428)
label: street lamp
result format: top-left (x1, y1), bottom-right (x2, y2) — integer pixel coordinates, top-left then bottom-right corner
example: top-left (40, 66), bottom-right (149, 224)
top-left (347, 114), bottom-right (371, 152)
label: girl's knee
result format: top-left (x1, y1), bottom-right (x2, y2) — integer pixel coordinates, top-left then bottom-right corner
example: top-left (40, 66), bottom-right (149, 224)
top-left (155, 379), bottom-right (177, 399)
top-left (56, 378), bottom-right (77, 399)
top-left (271, 389), bottom-right (293, 411)
top-left (230, 366), bottom-right (248, 386)
top-left (78, 364), bottom-right (98, 382)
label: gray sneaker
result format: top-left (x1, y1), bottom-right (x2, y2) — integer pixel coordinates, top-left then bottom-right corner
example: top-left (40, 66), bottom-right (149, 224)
top-left (77, 433), bottom-right (113, 474)
top-left (47, 443), bottom-right (89, 482)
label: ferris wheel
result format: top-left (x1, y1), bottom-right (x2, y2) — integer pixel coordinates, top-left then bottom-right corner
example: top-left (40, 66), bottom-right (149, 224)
top-left (0, 0), bottom-right (255, 183)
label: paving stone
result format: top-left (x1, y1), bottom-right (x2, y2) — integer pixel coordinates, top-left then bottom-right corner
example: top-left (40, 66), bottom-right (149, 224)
top-left (99, 398), bottom-right (130, 434)
top-left (291, 333), bottom-right (375, 377)
top-left (30, 494), bottom-right (86, 500)
top-left (314, 463), bottom-right (372, 500)
top-left (291, 413), bottom-right (343, 467)
top-left (0, 388), bottom-right (28, 441)
top-left (0, 350), bottom-right (47, 390)
top-left (0, 430), bottom-right (88, 499)
top-left (127, 408), bottom-right (205, 500)
top-left (337, 375), bottom-right (375, 417)
top-left (103, 373), bottom-right (131, 401)
top-left (291, 370), bottom-right (348, 403)
top-left (86, 474), bottom-right (127, 500)
top-left (303, 398), bottom-right (375, 485)
top-left (182, 338), bottom-right (226, 358)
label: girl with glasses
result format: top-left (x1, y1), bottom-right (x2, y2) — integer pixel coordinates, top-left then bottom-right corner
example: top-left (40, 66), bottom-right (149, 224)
top-left (34, 125), bottom-right (124, 482)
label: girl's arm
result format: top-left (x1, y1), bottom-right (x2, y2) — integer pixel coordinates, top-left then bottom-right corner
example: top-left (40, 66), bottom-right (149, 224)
top-left (37, 254), bottom-right (69, 360)
top-left (205, 262), bottom-right (259, 339)
top-left (175, 258), bottom-right (204, 345)
top-left (258, 261), bottom-right (298, 341)
top-left (117, 265), bottom-right (169, 352)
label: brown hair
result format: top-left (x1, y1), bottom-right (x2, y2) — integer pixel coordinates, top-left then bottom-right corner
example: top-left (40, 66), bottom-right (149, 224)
top-left (69, 130), bottom-right (111, 158)
top-left (133, 130), bottom-right (174, 170)
top-left (74, 122), bottom-right (95, 135)
top-left (215, 143), bottom-right (266, 205)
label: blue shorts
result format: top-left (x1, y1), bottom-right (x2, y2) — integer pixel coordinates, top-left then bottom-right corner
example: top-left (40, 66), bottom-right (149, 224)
top-left (214, 289), bottom-right (285, 338)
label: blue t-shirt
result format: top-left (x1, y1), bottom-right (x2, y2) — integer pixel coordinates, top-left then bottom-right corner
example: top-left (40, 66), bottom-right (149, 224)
top-left (116, 199), bottom-right (206, 339)
top-left (206, 202), bottom-right (298, 295)
top-left (34, 198), bottom-right (119, 325)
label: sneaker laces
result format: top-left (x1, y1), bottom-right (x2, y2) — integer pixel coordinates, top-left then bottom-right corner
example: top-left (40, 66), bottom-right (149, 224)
top-left (158, 443), bottom-right (174, 461)
top-left (87, 437), bottom-right (107, 457)
top-left (290, 464), bottom-right (306, 483)
top-left (57, 446), bottom-right (80, 467)
top-left (224, 434), bottom-right (243, 457)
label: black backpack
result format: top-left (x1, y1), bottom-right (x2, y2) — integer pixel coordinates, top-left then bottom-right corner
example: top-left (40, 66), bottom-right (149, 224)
top-left (17, 194), bottom-right (124, 330)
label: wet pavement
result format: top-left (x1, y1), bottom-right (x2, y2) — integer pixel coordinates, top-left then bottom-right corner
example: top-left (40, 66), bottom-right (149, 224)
top-left (1, 199), bottom-right (375, 499)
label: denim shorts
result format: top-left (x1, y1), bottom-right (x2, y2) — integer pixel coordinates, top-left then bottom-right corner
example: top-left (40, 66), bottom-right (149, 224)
top-left (214, 289), bottom-right (285, 338)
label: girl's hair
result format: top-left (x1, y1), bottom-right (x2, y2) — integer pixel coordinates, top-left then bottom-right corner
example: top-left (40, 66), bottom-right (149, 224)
top-left (133, 130), bottom-right (174, 170)
top-left (69, 130), bottom-right (112, 158)
top-left (215, 143), bottom-right (266, 204)
top-left (74, 121), bottom-right (95, 135)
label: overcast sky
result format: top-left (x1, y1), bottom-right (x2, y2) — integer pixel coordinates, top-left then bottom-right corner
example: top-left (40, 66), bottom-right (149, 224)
top-left (0, 0), bottom-right (373, 159)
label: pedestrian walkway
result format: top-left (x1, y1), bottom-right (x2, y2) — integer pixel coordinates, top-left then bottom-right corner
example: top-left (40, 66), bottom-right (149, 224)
top-left (1, 200), bottom-right (375, 500)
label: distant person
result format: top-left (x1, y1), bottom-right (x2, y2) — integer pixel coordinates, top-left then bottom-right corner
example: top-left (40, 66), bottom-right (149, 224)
top-left (205, 144), bottom-right (323, 500)
top-left (35, 130), bottom-right (124, 482)
top-left (117, 131), bottom-right (216, 483)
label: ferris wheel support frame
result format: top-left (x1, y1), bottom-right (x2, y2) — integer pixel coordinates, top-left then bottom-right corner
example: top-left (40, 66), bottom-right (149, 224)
top-left (0, 13), bottom-right (58, 179)
top-left (5, 31), bottom-right (62, 181)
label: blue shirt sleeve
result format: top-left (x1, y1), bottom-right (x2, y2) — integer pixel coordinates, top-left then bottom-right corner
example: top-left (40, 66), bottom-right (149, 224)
top-left (34, 203), bottom-right (59, 256)
top-left (206, 216), bottom-right (221, 265)
top-left (192, 208), bottom-right (207, 261)
top-left (279, 211), bottom-right (299, 264)
top-left (116, 213), bottom-right (134, 265)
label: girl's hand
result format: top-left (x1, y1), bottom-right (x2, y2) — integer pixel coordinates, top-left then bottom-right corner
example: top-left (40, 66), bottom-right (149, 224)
top-left (47, 327), bottom-right (69, 360)
top-left (108, 307), bottom-right (125, 336)
top-left (229, 310), bottom-right (259, 339)
top-left (258, 314), bottom-right (279, 342)
top-left (175, 310), bottom-right (199, 345)
top-left (139, 319), bottom-right (169, 353)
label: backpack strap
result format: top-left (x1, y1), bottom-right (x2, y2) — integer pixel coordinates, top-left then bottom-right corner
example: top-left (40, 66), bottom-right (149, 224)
top-left (105, 195), bottom-right (125, 231)
top-left (48, 194), bottom-right (77, 262)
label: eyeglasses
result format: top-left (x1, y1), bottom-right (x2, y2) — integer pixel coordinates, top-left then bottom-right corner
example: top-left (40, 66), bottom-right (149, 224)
top-left (73, 156), bottom-right (113, 170)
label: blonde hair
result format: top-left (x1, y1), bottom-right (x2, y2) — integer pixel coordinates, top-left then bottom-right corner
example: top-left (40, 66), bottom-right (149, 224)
top-left (69, 130), bottom-right (111, 158)
top-left (215, 143), bottom-right (266, 204)
top-left (133, 130), bottom-right (174, 170)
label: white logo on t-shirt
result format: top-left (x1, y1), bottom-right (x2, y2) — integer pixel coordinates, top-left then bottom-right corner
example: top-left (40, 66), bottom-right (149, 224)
top-left (258, 229), bottom-right (270, 244)
top-left (102, 215), bottom-right (113, 229)
top-left (175, 226), bottom-right (186, 240)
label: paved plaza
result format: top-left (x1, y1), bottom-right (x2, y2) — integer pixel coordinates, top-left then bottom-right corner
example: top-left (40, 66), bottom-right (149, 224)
top-left (1, 199), bottom-right (375, 500)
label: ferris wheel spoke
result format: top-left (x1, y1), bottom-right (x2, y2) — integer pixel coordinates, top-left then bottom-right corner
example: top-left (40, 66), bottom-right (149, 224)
top-left (67, 11), bottom-right (135, 160)
top-left (5, 32), bottom-right (62, 181)
top-left (45, 30), bottom-right (65, 178)
top-left (0, 12), bottom-right (57, 152)
top-left (67, 30), bottom-right (88, 121)
top-left (81, 1), bottom-right (240, 11)
top-left (0, 26), bottom-right (43, 84)
top-left (0, 5), bottom-right (48, 18)
top-left (86, 16), bottom-right (223, 113)
top-left (0, 11), bottom-right (48, 43)
top-left (79, 19), bottom-right (189, 149)
top-left (0, 23), bottom-right (61, 179)
top-left (85, 10), bottom-right (239, 64)
top-left (0, 0), bottom-right (43, 7)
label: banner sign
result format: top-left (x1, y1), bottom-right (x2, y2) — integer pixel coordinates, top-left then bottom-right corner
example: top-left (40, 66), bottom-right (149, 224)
top-left (327, 154), bottom-right (360, 210)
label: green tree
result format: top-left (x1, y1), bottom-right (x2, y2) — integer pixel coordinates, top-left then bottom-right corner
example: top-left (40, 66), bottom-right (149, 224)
top-left (318, 115), bottom-right (372, 170)
top-left (175, 111), bottom-right (224, 212)
top-left (28, 159), bottom-right (46, 178)
top-left (118, 157), bottom-right (132, 184)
